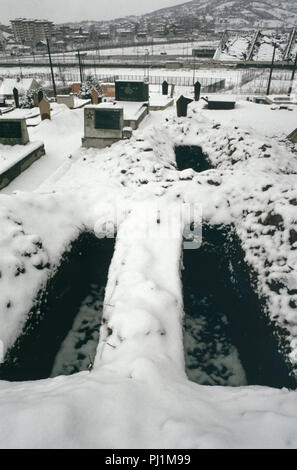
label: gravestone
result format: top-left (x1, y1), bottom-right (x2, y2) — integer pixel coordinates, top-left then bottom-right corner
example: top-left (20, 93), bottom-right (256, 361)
top-left (13, 88), bottom-right (19, 108)
top-left (39, 98), bottom-right (51, 121)
top-left (92, 89), bottom-right (99, 105)
top-left (38, 90), bottom-right (44, 103)
top-left (194, 81), bottom-right (201, 101)
top-left (170, 84), bottom-right (175, 98)
top-left (176, 95), bottom-right (193, 117)
top-left (56, 95), bottom-right (75, 109)
top-left (101, 83), bottom-right (115, 98)
top-left (82, 104), bottom-right (124, 149)
top-left (0, 118), bottom-right (29, 145)
top-left (115, 81), bottom-right (149, 102)
top-left (162, 81), bottom-right (169, 96)
top-left (207, 100), bottom-right (236, 110)
top-left (71, 83), bottom-right (81, 94)
top-left (33, 93), bottom-right (39, 107)
top-left (288, 128), bottom-right (297, 144)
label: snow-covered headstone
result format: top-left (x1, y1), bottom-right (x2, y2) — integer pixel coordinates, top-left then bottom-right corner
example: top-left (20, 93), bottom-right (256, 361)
top-left (162, 81), bottom-right (169, 96)
top-left (194, 81), bottom-right (201, 101)
top-left (56, 95), bottom-right (75, 109)
top-left (39, 98), bottom-right (51, 121)
top-left (82, 103), bottom-right (124, 149)
top-left (115, 80), bottom-right (149, 102)
top-left (176, 95), bottom-right (193, 117)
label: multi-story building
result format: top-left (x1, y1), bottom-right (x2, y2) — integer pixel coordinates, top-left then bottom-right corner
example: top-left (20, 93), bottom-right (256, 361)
top-left (11, 18), bottom-right (54, 44)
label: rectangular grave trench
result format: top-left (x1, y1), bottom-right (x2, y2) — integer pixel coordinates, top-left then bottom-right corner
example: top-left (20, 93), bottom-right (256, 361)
top-left (0, 232), bottom-right (115, 382)
top-left (175, 145), bottom-right (212, 173)
top-left (182, 225), bottom-right (296, 389)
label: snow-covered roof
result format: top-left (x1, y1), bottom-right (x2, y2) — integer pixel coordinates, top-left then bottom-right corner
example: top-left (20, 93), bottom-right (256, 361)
top-left (0, 78), bottom-right (38, 97)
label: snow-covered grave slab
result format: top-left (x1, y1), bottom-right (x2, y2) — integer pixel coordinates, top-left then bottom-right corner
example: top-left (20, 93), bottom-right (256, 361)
top-left (0, 107), bottom-right (14, 115)
top-left (0, 117), bottom-right (45, 190)
top-left (0, 141), bottom-right (45, 190)
top-left (56, 95), bottom-right (90, 110)
top-left (73, 97), bottom-right (91, 109)
top-left (119, 100), bottom-right (149, 130)
top-left (266, 95), bottom-right (297, 106)
top-left (56, 95), bottom-right (75, 109)
top-left (149, 94), bottom-right (174, 111)
top-left (205, 98), bottom-right (236, 110)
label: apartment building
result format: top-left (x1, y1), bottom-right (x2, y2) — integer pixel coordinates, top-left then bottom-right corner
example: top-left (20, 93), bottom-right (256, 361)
top-left (11, 18), bottom-right (54, 43)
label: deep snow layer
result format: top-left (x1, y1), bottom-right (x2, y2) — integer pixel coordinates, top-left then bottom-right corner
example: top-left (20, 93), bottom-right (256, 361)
top-left (0, 98), bottom-right (297, 448)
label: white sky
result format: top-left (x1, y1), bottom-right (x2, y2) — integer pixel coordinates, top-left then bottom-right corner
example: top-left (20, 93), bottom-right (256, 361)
top-left (0, 0), bottom-right (188, 25)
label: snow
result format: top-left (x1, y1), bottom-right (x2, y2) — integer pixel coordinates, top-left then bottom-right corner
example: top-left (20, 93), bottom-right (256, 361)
top-left (1, 104), bottom-right (83, 193)
top-left (0, 78), bottom-right (37, 97)
top-left (0, 92), bottom-right (297, 448)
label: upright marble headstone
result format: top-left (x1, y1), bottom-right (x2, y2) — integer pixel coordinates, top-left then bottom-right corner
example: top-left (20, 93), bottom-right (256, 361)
top-left (0, 118), bottom-right (29, 145)
top-left (194, 81), bottom-right (201, 101)
top-left (162, 81), bottom-right (169, 96)
top-left (39, 98), bottom-right (51, 120)
top-left (13, 88), bottom-right (19, 108)
top-left (170, 84), bottom-right (175, 98)
top-left (115, 81), bottom-right (149, 102)
top-left (176, 95), bottom-right (193, 117)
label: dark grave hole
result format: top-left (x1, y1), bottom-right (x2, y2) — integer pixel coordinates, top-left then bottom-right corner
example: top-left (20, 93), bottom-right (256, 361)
top-left (175, 145), bottom-right (212, 173)
top-left (0, 233), bottom-right (114, 382)
top-left (182, 225), bottom-right (296, 389)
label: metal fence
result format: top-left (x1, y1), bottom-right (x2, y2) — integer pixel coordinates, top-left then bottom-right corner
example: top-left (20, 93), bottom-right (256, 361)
top-left (0, 67), bottom-right (295, 96)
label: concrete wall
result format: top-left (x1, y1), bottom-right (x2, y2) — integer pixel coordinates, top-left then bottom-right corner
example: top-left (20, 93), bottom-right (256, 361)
top-left (0, 144), bottom-right (45, 190)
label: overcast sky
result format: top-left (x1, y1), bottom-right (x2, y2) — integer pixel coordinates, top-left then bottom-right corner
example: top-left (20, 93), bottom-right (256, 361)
top-left (0, 0), bottom-right (187, 25)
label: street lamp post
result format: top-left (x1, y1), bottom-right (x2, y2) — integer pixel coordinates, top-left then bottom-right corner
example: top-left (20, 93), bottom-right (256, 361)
top-left (47, 37), bottom-right (57, 97)
top-left (288, 52), bottom-right (297, 97)
top-left (266, 42), bottom-right (277, 96)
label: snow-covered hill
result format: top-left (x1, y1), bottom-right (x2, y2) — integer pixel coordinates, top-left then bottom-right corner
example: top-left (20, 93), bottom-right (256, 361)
top-left (145, 0), bottom-right (297, 29)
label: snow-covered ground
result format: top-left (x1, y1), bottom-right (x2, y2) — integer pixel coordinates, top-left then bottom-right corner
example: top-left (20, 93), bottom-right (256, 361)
top-left (51, 40), bottom-right (218, 58)
top-left (220, 35), bottom-right (252, 61)
top-left (0, 93), bottom-right (297, 448)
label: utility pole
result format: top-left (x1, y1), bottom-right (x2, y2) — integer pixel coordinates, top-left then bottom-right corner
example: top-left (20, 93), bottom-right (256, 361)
top-left (193, 53), bottom-right (196, 86)
top-left (288, 52), bottom-right (297, 97)
top-left (47, 37), bottom-right (57, 97)
top-left (266, 43), bottom-right (277, 96)
top-left (77, 49), bottom-right (83, 84)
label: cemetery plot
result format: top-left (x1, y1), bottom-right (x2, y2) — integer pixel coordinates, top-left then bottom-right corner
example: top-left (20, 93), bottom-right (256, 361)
top-left (0, 233), bottom-right (115, 382)
top-left (182, 225), bottom-right (296, 389)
